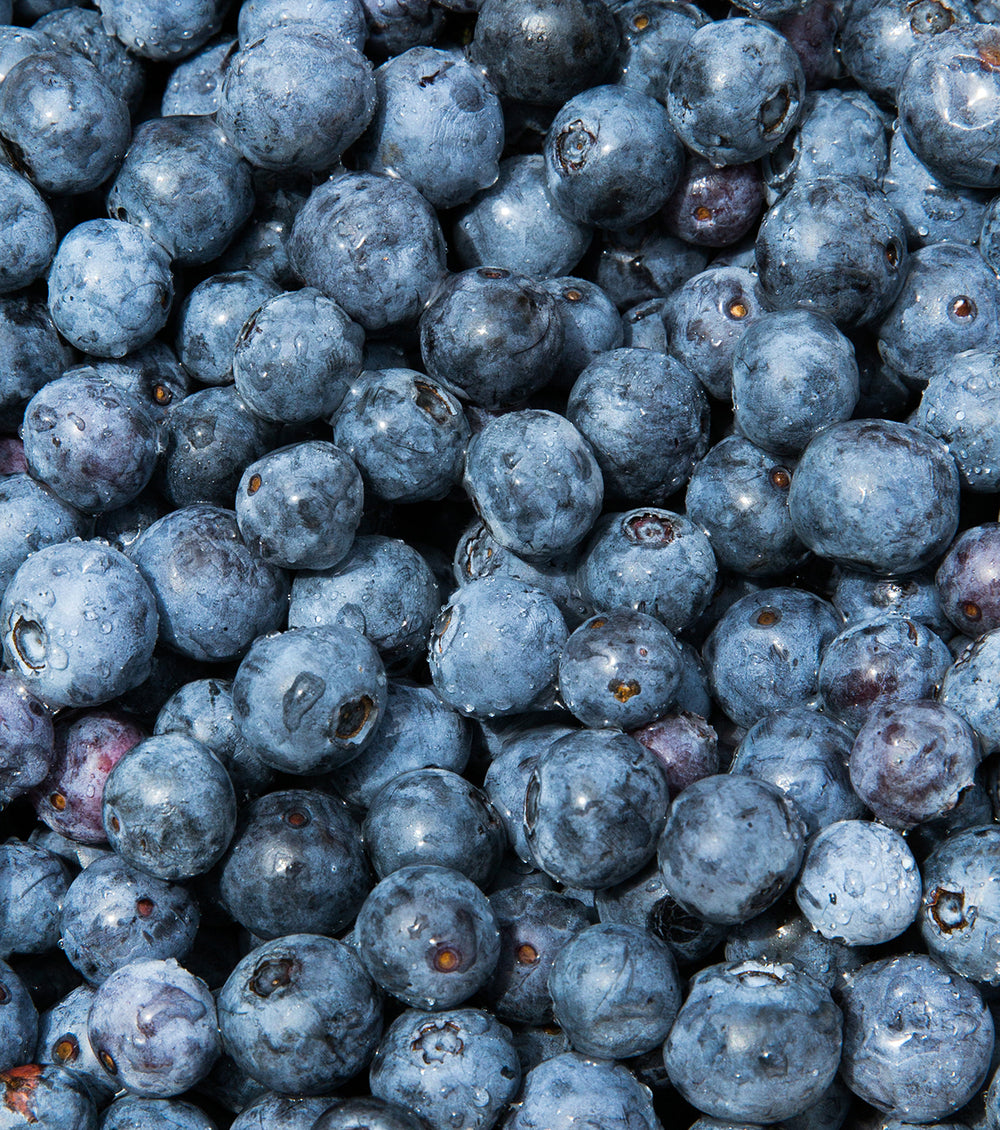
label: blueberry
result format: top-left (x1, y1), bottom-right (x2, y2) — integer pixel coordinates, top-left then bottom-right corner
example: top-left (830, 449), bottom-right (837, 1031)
top-left (232, 288), bottom-right (364, 424)
top-left (659, 772), bottom-right (806, 926)
top-left (289, 536), bottom-right (440, 674)
top-left (453, 156), bottom-right (593, 279)
top-left (98, 1096), bottom-right (219, 1130)
top-left (288, 172), bottom-right (446, 333)
top-left (230, 1093), bottom-right (338, 1130)
top-left (219, 934), bottom-right (382, 1095)
top-left (0, 958), bottom-right (37, 1072)
top-left (667, 19), bottom-right (805, 165)
top-left (0, 840), bottom-right (68, 958)
top-left (832, 566), bottom-right (951, 638)
top-left (567, 347), bottom-right (709, 504)
top-left (664, 959), bottom-right (842, 1123)
top-left (332, 369), bottom-right (470, 504)
top-left (795, 820), bottom-right (921, 945)
top-left (219, 789), bottom-right (369, 939)
top-left (729, 707), bottom-right (862, 836)
top-left (102, 732), bottom-right (237, 880)
top-left (369, 1007), bottom-right (520, 1130)
top-left (1, 540), bottom-right (158, 710)
top-left (524, 728), bottom-right (669, 889)
top-left (936, 523), bottom-right (1000, 636)
top-left (37, 985), bottom-right (114, 1104)
top-left (0, 298), bottom-right (74, 432)
top-left (0, 1065), bottom-right (96, 1130)
top-left (161, 36), bottom-right (236, 117)
top-left (0, 671), bottom-right (55, 810)
top-left (232, 625), bottom-right (386, 775)
top-left (47, 220), bottom-right (173, 359)
top-left (849, 698), bottom-right (980, 829)
top-left (788, 419), bottom-right (960, 575)
top-left (662, 157), bottom-right (764, 249)
top-left (87, 957), bottom-right (219, 1097)
top-left (591, 221), bottom-right (709, 311)
top-left (357, 47), bottom-right (504, 209)
top-left (838, 954), bottom-right (993, 1123)
top-left (96, 0), bottom-right (229, 60)
top-left (0, 50), bottom-right (129, 195)
top-left (939, 629), bottom-right (1000, 753)
top-left (238, 0), bottom-right (368, 48)
top-left (355, 864), bottom-right (500, 1010)
top-left (236, 441), bottom-right (364, 571)
top-left (615, 0), bottom-right (709, 106)
top-left (312, 1097), bottom-right (429, 1130)
top-left (0, 167), bottom-right (56, 294)
top-left (59, 855), bottom-right (198, 985)
top-left (131, 505), bottom-right (289, 663)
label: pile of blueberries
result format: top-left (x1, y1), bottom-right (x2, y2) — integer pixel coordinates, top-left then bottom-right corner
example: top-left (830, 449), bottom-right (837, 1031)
top-left (5, 0), bottom-right (1000, 1127)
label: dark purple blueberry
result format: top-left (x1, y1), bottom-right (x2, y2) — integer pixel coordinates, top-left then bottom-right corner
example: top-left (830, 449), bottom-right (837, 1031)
top-left (936, 524), bottom-right (1000, 636)
top-left (630, 712), bottom-right (719, 798)
top-left (662, 158), bottom-right (764, 248)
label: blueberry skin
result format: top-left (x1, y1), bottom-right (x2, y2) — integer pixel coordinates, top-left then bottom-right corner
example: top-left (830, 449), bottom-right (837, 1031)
top-left (233, 288), bottom-right (364, 424)
top-left (921, 825), bottom-right (1000, 986)
top-left (98, 1097), bottom-right (219, 1130)
top-left (839, 0), bottom-right (976, 105)
top-left (662, 157), bottom-right (763, 249)
top-left (543, 85), bottom-right (682, 230)
top-left (332, 682), bottom-right (472, 810)
top-left (0, 670), bottom-right (55, 809)
top-left (615, 0), bottom-right (709, 107)
top-left (818, 614), bottom-right (952, 732)
top-left (48, 220), bottom-right (173, 359)
top-left (899, 27), bottom-right (1000, 190)
top-left (87, 957), bottom-right (219, 1098)
top-left (232, 626), bottom-right (386, 775)
top-left (219, 933), bottom-right (382, 1095)
top-left (428, 578), bottom-right (568, 719)
top-left (155, 678), bottom-right (274, 803)
top-left (289, 172), bottom-right (446, 333)
top-left (685, 436), bottom-right (807, 577)
top-left (915, 349), bottom-right (1000, 493)
top-left (0, 27), bottom-right (49, 86)
top-left (619, 298), bottom-right (668, 351)
top-left (503, 1052), bottom-right (661, 1130)
top-left (731, 310), bottom-right (859, 457)
top-left (22, 374), bottom-right (161, 515)
top-left (762, 88), bottom-right (888, 206)
top-left (0, 51), bottom-right (129, 195)
top-left (631, 711), bottom-right (718, 800)
top-left (453, 156), bottom-right (592, 280)
top-left (219, 789), bottom-right (369, 939)
top-left (0, 167), bottom-right (55, 293)
top-left (218, 26), bottom-right (375, 172)
top-left (936, 524), bottom-right (1000, 636)
top-left (102, 733), bottom-right (237, 880)
top-left (0, 958), bottom-right (37, 1072)
top-left (0, 475), bottom-right (76, 603)
top-left (96, 0), bottom-right (228, 60)
top-left (795, 820), bottom-right (921, 946)
top-left (939, 629), bottom-right (1000, 753)
top-left (216, 181), bottom-right (305, 288)
top-left (356, 864), bottom-right (500, 1010)
top-left (838, 954), bottom-right (993, 1123)
top-left (421, 270), bottom-right (564, 411)
top-left (369, 1008), bottom-right (518, 1130)
top-left (83, 341), bottom-right (191, 421)
top-left (756, 177), bottom-right (907, 328)
top-left (704, 586), bottom-right (842, 729)
top-left (361, 0), bottom-right (445, 59)
top-left (469, 0), bottom-right (619, 106)
top-left (236, 442), bottom-right (363, 572)
top-left (483, 886), bottom-right (590, 1026)
top-left (289, 536), bottom-right (440, 674)
top-left (161, 36), bottom-right (235, 116)
top-left (558, 610), bottom-right (682, 730)
top-left (0, 841), bottom-right (67, 957)
top-left (38, 986), bottom-right (115, 1104)
top-left (312, 1098), bottom-right (428, 1130)
top-left (878, 243), bottom-right (1000, 388)
top-left (666, 19), bottom-right (805, 166)
top-left (230, 1093), bottom-right (338, 1130)
top-left (539, 281), bottom-right (623, 377)
top-left (664, 960), bottom-right (842, 1124)
top-left (591, 221), bottom-right (709, 311)
top-left (357, 47), bottom-right (503, 210)
top-left (59, 855), bottom-right (200, 984)
top-left (131, 505), bottom-right (289, 663)
top-left (788, 419), bottom-right (960, 575)
top-left (547, 922), bottom-right (680, 1060)
top-left (1, 540), bottom-right (158, 710)
top-left (725, 907), bottom-right (870, 992)
top-left (36, 7), bottom-right (146, 112)
top-left (849, 699), bottom-right (980, 830)
top-left (332, 369), bottom-right (469, 504)
top-left (567, 348), bottom-right (709, 504)
top-left (108, 116), bottom-right (254, 266)
top-left (525, 729), bottom-right (669, 889)
top-left (238, 0), bottom-right (368, 48)
top-left (175, 271), bottom-right (281, 386)
top-left (658, 774), bottom-right (805, 925)
top-left (0, 298), bottom-right (74, 432)
top-left (363, 768), bottom-right (505, 886)
top-left (832, 566), bottom-right (951, 637)
top-left (729, 708), bottom-right (863, 837)
top-left (0, 1066), bottom-right (96, 1130)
